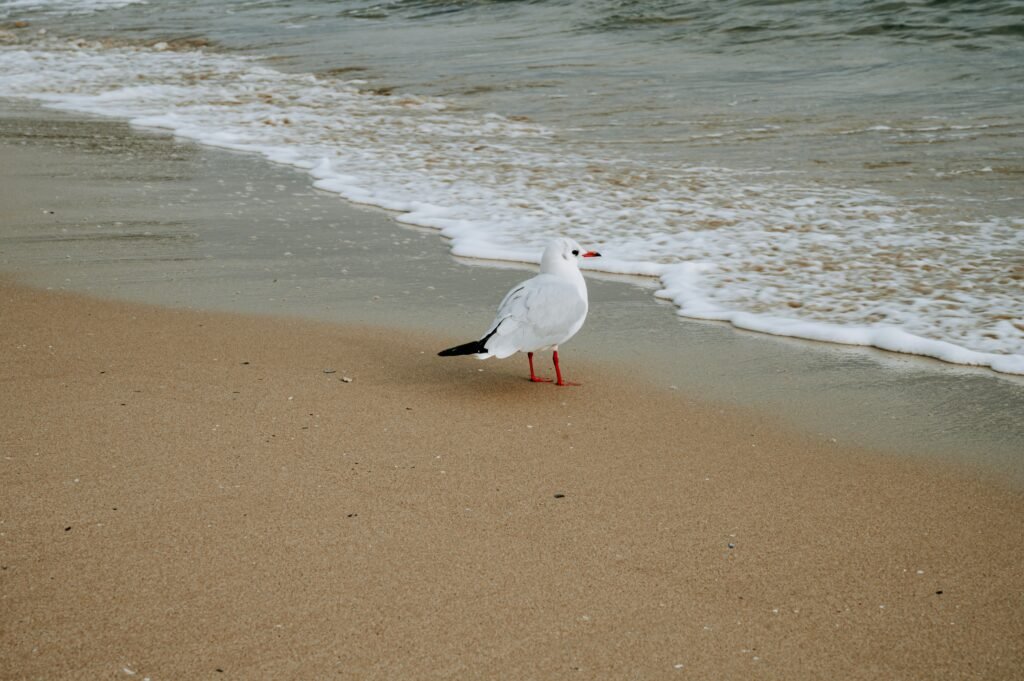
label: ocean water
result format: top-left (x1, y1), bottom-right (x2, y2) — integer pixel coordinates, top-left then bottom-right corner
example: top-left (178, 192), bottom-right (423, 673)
top-left (1, 0), bottom-right (1022, 373)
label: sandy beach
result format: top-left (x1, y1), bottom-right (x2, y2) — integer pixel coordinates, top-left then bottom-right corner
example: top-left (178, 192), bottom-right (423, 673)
top-left (2, 102), bottom-right (1023, 679)
top-left (4, 279), bottom-right (1024, 680)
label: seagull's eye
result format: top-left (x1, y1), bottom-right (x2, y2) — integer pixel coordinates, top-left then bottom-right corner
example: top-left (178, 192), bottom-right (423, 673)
top-left (571, 249), bottom-right (579, 256)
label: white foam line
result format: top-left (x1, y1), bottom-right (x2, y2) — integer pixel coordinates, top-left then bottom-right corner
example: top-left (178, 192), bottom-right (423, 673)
top-left (657, 264), bottom-right (1024, 375)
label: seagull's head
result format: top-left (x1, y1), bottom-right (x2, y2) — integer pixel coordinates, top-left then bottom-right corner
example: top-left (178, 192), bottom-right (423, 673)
top-left (542, 237), bottom-right (601, 273)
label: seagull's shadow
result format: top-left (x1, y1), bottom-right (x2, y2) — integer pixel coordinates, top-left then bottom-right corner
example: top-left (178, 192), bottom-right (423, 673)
top-left (409, 347), bottom-right (584, 401)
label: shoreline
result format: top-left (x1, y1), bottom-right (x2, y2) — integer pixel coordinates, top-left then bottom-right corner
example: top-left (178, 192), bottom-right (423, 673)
top-left (2, 99), bottom-right (1023, 678)
top-left (1, 99), bottom-right (1023, 485)
top-left (1, 17), bottom-right (1020, 379)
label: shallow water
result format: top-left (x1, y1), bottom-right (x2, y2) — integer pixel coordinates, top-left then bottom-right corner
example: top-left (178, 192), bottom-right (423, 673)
top-left (1, 0), bottom-right (1022, 372)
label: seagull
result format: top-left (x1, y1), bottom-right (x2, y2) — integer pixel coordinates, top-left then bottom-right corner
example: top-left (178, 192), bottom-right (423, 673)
top-left (438, 237), bottom-right (601, 386)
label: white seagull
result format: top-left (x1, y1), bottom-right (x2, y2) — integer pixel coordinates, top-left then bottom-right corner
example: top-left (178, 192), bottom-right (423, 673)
top-left (439, 237), bottom-right (601, 386)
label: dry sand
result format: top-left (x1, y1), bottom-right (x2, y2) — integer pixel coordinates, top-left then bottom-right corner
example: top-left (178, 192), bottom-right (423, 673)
top-left (2, 279), bottom-right (1023, 680)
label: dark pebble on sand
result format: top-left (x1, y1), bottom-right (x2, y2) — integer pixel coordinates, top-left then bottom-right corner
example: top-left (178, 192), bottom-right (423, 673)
top-left (554, 493), bottom-right (565, 499)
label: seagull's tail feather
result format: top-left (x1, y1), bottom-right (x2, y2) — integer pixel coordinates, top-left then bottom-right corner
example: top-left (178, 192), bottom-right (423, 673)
top-left (438, 326), bottom-right (499, 357)
top-left (438, 340), bottom-right (488, 356)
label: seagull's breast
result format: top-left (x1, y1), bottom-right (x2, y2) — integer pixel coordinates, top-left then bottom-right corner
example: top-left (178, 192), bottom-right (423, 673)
top-left (524, 277), bottom-right (588, 337)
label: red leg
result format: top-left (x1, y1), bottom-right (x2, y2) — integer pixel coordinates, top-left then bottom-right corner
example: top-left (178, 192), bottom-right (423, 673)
top-left (553, 350), bottom-right (580, 387)
top-left (528, 352), bottom-right (551, 383)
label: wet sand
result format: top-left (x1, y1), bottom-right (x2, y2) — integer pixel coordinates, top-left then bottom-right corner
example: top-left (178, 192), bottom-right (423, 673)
top-left (1, 101), bottom-right (1023, 679)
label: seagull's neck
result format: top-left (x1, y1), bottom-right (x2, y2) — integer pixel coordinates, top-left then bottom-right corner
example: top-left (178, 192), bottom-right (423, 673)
top-left (541, 259), bottom-right (588, 295)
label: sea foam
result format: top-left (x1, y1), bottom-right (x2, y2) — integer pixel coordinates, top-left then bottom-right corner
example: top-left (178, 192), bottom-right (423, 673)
top-left (0, 37), bottom-right (1021, 374)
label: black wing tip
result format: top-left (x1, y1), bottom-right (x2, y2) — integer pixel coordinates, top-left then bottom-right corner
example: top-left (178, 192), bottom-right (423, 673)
top-left (438, 326), bottom-right (499, 357)
top-left (438, 340), bottom-right (486, 356)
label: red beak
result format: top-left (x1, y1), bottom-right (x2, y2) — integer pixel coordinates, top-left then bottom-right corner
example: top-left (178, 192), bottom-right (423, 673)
top-left (582, 251), bottom-right (601, 258)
